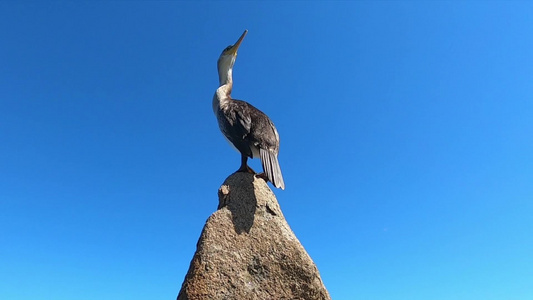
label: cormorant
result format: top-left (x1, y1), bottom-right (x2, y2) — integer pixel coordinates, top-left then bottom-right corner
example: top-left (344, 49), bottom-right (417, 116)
top-left (212, 30), bottom-right (285, 190)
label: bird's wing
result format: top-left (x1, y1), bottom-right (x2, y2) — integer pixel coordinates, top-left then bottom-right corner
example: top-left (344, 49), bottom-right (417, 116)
top-left (226, 99), bottom-right (285, 189)
top-left (218, 100), bottom-right (253, 157)
top-left (233, 100), bottom-right (279, 152)
top-left (235, 102), bottom-right (252, 135)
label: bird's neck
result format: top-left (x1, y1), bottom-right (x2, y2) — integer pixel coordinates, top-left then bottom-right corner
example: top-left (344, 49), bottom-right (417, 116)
top-left (218, 66), bottom-right (233, 94)
top-left (213, 67), bottom-right (233, 113)
top-left (216, 66), bottom-right (233, 102)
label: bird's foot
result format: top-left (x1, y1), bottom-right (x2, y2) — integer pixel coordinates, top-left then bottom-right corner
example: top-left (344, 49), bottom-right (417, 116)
top-left (236, 165), bottom-right (256, 174)
top-left (255, 172), bottom-right (268, 182)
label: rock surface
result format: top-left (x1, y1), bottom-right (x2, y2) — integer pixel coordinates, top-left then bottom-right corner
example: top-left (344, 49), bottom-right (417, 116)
top-left (177, 172), bottom-right (330, 300)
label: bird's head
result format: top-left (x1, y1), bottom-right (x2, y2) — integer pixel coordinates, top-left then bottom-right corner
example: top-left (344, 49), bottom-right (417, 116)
top-left (217, 30), bottom-right (248, 74)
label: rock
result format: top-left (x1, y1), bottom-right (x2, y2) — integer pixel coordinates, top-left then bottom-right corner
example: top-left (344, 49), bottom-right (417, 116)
top-left (177, 172), bottom-right (330, 300)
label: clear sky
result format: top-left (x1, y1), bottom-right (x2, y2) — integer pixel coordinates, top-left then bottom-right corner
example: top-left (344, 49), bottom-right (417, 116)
top-left (1, 1), bottom-right (532, 299)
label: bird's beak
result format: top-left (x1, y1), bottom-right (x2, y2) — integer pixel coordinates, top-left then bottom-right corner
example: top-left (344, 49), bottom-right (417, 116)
top-left (230, 30), bottom-right (248, 55)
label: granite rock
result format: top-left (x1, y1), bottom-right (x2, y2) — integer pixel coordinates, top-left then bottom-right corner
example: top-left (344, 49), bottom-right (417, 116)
top-left (177, 172), bottom-right (330, 300)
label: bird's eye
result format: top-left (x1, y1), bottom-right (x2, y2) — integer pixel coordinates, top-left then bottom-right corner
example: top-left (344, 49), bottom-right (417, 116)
top-left (224, 46), bottom-right (232, 52)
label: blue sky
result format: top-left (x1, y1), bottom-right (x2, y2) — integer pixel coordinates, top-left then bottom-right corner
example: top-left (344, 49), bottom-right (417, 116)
top-left (1, 1), bottom-right (532, 299)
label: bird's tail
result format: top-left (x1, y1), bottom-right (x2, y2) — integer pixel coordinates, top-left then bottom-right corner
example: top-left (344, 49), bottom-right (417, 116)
top-left (259, 148), bottom-right (285, 190)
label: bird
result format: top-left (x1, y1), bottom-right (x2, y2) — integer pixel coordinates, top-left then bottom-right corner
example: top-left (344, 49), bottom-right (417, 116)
top-left (212, 30), bottom-right (285, 190)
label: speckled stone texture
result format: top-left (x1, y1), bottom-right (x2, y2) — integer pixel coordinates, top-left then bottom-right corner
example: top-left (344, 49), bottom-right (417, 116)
top-left (177, 172), bottom-right (330, 300)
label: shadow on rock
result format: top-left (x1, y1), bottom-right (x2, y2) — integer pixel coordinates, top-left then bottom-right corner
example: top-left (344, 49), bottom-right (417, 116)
top-left (218, 172), bottom-right (257, 234)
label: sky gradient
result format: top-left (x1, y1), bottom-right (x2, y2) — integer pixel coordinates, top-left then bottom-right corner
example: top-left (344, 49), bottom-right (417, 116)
top-left (1, 1), bottom-right (532, 299)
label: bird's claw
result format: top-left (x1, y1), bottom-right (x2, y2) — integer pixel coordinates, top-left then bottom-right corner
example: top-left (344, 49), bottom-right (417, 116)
top-left (255, 172), bottom-right (268, 182)
top-left (236, 165), bottom-right (256, 174)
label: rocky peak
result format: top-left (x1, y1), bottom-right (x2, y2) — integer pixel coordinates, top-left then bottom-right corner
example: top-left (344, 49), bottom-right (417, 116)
top-left (177, 172), bottom-right (330, 300)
